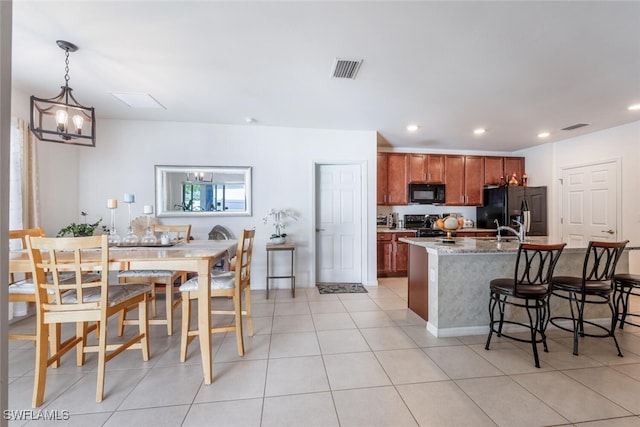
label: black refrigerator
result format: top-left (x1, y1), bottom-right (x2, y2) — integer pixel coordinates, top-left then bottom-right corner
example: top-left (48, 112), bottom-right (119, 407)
top-left (476, 186), bottom-right (548, 236)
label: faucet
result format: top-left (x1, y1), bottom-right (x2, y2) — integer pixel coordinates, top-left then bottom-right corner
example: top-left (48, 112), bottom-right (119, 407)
top-left (494, 219), bottom-right (525, 242)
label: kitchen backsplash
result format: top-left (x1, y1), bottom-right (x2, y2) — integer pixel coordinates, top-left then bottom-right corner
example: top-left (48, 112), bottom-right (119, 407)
top-left (377, 205), bottom-right (477, 223)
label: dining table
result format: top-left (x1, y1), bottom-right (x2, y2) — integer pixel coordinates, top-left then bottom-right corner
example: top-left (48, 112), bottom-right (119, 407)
top-left (9, 238), bottom-right (237, 385)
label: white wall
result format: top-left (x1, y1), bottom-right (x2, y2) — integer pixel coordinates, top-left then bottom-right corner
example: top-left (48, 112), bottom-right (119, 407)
top-left (11, 88), bottom-right (80, 232)
top-left (517, 120), bottom-right (640, 272)
top-left (10, 96), bottom-right (380, 288)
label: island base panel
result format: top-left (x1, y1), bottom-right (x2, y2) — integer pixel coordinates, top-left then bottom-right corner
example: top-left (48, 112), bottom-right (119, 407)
top-left (408, 244), bottom-right (429, 320)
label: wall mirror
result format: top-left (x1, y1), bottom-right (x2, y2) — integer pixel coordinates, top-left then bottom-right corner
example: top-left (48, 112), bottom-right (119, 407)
top-left (155, 165), bottom-right (252, 217)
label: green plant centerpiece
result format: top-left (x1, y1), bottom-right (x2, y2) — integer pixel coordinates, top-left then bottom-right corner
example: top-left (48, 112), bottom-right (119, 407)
top-left (57, 212), bottom-right (106, 237)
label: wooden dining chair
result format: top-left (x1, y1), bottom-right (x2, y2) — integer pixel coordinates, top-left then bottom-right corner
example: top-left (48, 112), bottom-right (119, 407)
top-left (26, 234), bottom-right (151, 407)
top-left (117, 224), bottom-right (191, 335)
top-left (179, 228), bottom-right (255, 362)
top-left (8, 227), bottom-right (45, 342)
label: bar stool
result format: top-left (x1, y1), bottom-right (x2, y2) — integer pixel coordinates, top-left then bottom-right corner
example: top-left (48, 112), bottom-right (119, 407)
top-left (549, 240), bottom-right (629, 357)
top-left (613, 273), bottom-right (640, 329)
top-left (485, 243), bottom-right (566, 368)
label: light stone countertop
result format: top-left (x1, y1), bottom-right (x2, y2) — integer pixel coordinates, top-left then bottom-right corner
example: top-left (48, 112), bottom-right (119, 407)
top-left (376, 227), bottom-right (495, 234)
top-left (399, 236), bottom-right (640, 254)
top-left (376, 228), bottom-right (416, 233)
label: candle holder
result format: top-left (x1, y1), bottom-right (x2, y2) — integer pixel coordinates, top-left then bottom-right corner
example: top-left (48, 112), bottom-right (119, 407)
top-left (122, 199), bottom-right (139, 244)
top-left (140, 212), bottom-right (157, 244)
top-left (108, 207), bottom-right (121, 244)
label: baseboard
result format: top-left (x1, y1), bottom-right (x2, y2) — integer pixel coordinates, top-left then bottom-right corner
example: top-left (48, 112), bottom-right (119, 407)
top-left (426, 323), bottom-right (488, 337)
top-left (426, 317), bottom-right (613, 338)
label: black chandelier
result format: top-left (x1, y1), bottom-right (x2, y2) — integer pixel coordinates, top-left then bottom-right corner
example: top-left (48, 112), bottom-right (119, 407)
top-left (30, 40), bottom-right (96, 147)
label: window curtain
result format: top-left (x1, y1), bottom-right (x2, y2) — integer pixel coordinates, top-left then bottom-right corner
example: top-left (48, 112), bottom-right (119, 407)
top-left (8, 117), bottom-right (40, 320)
top-left (9, 117), bottom-right (40, 232)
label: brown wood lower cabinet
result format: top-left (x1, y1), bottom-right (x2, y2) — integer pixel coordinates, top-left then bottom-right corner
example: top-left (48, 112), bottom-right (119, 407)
top-left (377, 231), bottom-right (415, 277)
top-left (407, 244), bottom-right (429, 320)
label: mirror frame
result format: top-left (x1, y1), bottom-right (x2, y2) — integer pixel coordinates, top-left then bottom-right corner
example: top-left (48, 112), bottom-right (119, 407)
top-left (155, 165), bottom-right (252, 217)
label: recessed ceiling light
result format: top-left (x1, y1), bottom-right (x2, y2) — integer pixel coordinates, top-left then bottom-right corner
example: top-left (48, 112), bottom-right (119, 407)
top-left (406, 124), bottom-right (419, 132)
top-left (537, 132), bottom-right (550, 138)
top-left (628, 103), bottom-right (640, 111)
top-left (111, 92), bottom-right (165, 109)
top-left (473, 128), bottom-right (486, 135)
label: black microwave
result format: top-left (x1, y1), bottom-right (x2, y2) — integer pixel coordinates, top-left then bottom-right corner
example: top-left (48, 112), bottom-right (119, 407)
top-left (408, 183), bottom-right (446, 204)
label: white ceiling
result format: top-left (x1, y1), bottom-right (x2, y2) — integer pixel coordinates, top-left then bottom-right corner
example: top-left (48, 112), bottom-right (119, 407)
top-left (10, 1), bottom-right (640, 152)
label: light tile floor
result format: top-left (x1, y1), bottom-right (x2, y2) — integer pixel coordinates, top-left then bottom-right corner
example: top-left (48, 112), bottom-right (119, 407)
top-left (7, 277), bottom-right (640, 426)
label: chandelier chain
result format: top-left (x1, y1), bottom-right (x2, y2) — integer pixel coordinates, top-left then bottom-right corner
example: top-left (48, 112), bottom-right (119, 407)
top-left (64, 50), bottom-right (70, 86)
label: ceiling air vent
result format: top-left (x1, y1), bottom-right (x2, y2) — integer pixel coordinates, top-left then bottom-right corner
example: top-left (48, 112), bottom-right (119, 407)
top-left (331, 58), bottom-right (363, 79)
top-left (561, 123), bottom-right (589, 131)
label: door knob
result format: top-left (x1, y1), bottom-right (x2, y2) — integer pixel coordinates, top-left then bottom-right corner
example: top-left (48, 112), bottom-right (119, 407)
top-left (602, 229), bottom-right (615, 235)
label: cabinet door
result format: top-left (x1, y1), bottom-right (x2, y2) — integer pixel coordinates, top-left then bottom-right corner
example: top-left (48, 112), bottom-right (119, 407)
top-left (444, 155), bottom-right (465, 205)
top-left (464, 156), bottom-right (484, 206)
top-left (426, 154), bottom-right (445, 183)
top-left (394, 240), bottom-right (409, 275)
top-left (386, 153), bottom-right (408, 205)
top-left (377, 234), bottom-right (393, 275)
top-left (408, 154), bottom-right (427, 183)
top-left (377, 153), bottom-right (388, 205)
top-left (504, 157), bottom-right (525, 183)
top-left (484, 156), bottom-right (504, 186)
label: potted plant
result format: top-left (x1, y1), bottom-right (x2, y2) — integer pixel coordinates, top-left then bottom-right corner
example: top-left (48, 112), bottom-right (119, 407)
top-left (262, 208), bottom-right (297, 244)
top-left (57, 212), bottom-right (106, 237)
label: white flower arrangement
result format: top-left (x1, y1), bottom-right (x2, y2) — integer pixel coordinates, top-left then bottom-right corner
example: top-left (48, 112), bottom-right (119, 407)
top-left (263, 208), bottom-right (297, 238)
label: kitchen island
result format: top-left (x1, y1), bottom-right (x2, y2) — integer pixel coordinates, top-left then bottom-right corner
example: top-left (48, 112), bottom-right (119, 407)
top-left (400, 236), bottom-right (637, 338)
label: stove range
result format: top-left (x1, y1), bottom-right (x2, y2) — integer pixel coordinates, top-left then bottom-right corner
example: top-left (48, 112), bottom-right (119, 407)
top-left (415, 228), bottom-right (446, 238)
top-left (404, 214), bottom-right (446, 237)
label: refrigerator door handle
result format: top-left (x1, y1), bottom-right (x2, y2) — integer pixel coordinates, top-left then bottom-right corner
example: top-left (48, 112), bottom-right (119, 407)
top-left (523, 210), bottom-right (531, 233)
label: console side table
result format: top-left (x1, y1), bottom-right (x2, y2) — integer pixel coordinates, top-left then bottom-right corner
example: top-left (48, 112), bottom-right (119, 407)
top-left (266, 242), bottom-right (295, 299)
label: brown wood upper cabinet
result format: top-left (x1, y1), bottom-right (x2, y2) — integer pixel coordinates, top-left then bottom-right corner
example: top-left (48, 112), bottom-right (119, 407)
top-left (378, 151), bottom-right (525, 206)
top-left (444, 155), bottom-right (484, 206)
top-left (378, 153), bottom-right (408, 205)
top-left (408, 154), bottom-right (445, 183)
top-left (504, 157), bottom-right (525, 184)
top-left (485, 156), bottom-right (526, 186)
top-left (484, 156), bottom-right (504, 186)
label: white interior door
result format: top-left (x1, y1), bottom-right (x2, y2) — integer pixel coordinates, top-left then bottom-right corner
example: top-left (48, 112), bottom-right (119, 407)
top-left (316, 163), bottom-right (362, 283)
top-left (561, 160), bottom-right (619, 247)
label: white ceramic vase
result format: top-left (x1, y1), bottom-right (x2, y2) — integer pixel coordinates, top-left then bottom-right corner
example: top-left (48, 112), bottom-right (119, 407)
top-left (270, 236), bottom-right (286, 244)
